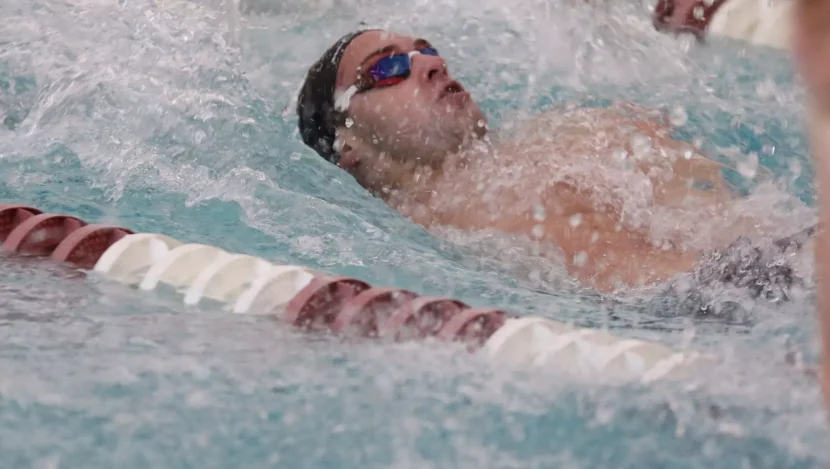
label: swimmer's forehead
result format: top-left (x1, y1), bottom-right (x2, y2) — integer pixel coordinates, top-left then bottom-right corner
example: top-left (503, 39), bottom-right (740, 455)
top-left (335, 31), bottom-right (434, 90)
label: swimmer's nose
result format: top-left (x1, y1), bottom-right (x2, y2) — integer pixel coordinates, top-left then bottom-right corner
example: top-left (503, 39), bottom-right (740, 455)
top-left (412, 53), bottom-right (449, 85)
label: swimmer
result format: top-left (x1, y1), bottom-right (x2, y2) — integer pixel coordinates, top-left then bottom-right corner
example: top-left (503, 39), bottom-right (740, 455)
top-left (296, 29), bottom-right (812, 295)
top-left (790, 0), bottom-right (830, 415)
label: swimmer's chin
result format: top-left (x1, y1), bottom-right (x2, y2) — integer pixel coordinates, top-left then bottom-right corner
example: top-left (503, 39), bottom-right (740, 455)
top-left (441, 133), bottom-right (492, 169)
top-left (455, 119), bottom-right (491, 150)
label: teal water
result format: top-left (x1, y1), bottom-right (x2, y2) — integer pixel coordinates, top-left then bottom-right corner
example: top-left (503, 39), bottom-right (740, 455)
top-left (0, 0), bottom-right (826, 467)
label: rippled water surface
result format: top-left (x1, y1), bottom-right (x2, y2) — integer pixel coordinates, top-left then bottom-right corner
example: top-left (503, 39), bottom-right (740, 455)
top-left (0, 0), bottom-right (826, 467)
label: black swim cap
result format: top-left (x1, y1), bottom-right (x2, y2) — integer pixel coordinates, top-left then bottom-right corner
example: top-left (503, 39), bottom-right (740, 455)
top-left (296, 30), bottom-right (371, 165)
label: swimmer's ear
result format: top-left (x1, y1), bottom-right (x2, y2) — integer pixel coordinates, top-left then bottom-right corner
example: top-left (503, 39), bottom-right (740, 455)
top-left (337, 143), bottom-right (360, 169)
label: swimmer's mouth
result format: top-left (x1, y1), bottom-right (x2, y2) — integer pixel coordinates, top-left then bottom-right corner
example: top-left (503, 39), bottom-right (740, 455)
top-left (439, 81), bottom-right (466, 100)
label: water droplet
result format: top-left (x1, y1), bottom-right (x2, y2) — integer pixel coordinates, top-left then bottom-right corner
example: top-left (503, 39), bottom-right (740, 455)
top-left (669, 105), bottom-right (688, 127)
top-left (612, 148), bottom-right (628, 162)
top-left (573, 251), bottom-right (588, 267)
top-left (569, 213), bottom-right (583, 228)
top-left (531, 225), bottom-right (544, 239)
top-left (736, 152), bottom-right (758, 179)
top-left (345, 117), bottom-right (354, 128)
top-left (529, 269), bottom-right (542, 283)
top-left (531, 204), bottom-right (546, 222)
top-left (789, 159), bottom-right (801, 178)
top-left (630, 134), bottom-right (651, 158)
top-left (755, 79), bottom-right (776, 99)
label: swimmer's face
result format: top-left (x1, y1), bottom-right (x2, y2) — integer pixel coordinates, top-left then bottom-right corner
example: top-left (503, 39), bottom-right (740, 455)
top-left (335, 31), bottom-right (487, 166)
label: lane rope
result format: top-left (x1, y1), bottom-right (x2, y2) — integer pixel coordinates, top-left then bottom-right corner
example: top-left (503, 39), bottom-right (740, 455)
top-left (652, 0), bottom-right (791, 50)
top-left (0, 203), bottom-right (716, 383)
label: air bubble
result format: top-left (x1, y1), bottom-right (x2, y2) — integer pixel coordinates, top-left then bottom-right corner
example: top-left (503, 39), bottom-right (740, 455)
top-left (569, 213), bottom-right (583, 228)
top-left (531, 225), bottom-right (544, 239)
top-left (477, 119), bottom-right (486, 128)
top-left (669, 105), bottom-right (688, 127)
top-left (683, 149), bottom-right (693, 160)
top-left (789, 159), bottom-right (801, 178)
top-left (756, 79), bottom-right (776, 99)
top-left (693, 6), bottom-right (705, 20)
top-left (630, 134), bottom-right (651, 158)
top-left (737, 152), bottom-right (759, 179)
top-left (532, 204), bottom-right (546, 222)
top-left (345, 117), bottom-right (354, 128)
top-left (573, 251), bottom-right (588, 267)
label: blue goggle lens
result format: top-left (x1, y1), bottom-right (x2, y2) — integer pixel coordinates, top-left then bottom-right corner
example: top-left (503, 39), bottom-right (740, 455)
top-left (367, 47), bottom-right (439, 87)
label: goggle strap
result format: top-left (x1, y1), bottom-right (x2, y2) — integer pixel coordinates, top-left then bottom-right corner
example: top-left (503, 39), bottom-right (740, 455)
top-left (333, 50), bottom-right (424, 112)
top-left (334, 85), bottom-right (358, 112)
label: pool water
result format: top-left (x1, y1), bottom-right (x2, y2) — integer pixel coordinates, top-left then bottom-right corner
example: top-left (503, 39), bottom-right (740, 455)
top-left (0, 0), bottom-right (827, 467)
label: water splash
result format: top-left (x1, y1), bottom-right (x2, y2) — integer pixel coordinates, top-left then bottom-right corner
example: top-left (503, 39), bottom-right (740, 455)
top-left (0, 0), bottom-right (824, 467)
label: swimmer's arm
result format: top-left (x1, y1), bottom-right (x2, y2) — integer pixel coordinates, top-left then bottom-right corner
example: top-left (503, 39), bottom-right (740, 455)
top-left (792, 0), bottom-right (830, 415)
top-left (532, 102), bottom-right (738, 200)
top-left (536, 180), bottom-right (701, 289)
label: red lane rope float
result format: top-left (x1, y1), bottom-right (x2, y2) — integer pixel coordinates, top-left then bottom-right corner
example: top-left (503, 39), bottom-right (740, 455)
top-left (2, 213), bottom-right (87, 256)
top-left (283, 276), bottom-right (372, 330)
top-left (651, 0), bottom-right (790, 51)
top-left (652, 0), bottom-right (728, 39)
top-left (387, 297), bottom-right (470, 341)
top-left (331, 287), bottom-right (420, 337)
top-left (436, 308), bottom-right (508, 348)
top-left (0, 205), bottom-right (43, 242)
top-left (50, 225), bottom-right (135, 269)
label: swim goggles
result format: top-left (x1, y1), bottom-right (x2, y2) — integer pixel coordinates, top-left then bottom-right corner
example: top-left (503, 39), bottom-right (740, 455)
top-left (334, 46), bottom-right (440, 112)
